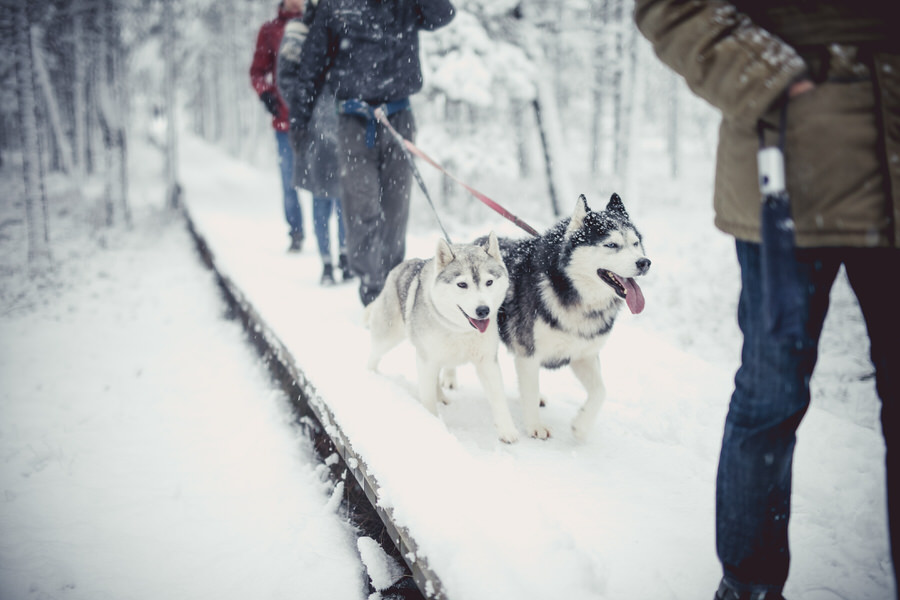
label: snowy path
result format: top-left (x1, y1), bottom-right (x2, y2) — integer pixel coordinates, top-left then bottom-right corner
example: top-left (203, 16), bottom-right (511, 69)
top-left (179, 134), bottom-right (893, 600)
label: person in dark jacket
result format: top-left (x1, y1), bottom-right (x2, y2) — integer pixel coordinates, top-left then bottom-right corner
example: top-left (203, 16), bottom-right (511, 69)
top-left (284, 0), bottom-right (455, 305)
top-left (278, 8), bottom-right (350, 285)
top-left (250, 0), bottom-right (305, 252)
top-left (634, 1), bottom-right (899, 599)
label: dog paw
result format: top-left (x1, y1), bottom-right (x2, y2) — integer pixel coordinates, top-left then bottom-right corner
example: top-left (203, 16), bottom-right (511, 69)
top-left (440, 369), bottom-right (458, 390)
top-left (528, 425), bottom-right (551, 440)
top-left (498, 428), bottom-right (519, 444)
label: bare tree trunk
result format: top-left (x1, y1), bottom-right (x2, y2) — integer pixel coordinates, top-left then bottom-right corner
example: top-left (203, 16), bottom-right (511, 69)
top-left (118, 127), bottom-right (129, 222)
top-left (533, 77), bottom-right (575, 217)
top-left (31, 25), bottom-right (75, 176)
top-left (553, 1), bottom-right (565, 113)
top-left (209, 58), bottom-right (221, 142)
top-left (514, 99), bottom-right (530, 176)
top-left (14, 0), bottom-right (51, 265)
top-left (194, 53), bottom-right (207, 138)
top-left (611, 0), bottom-right (626, 175)
top-left (95, 0), bottom-right (115, 225)
top-left (440, 98), bottom-right (460, 208)
top-left (667, 70), bottom-right (679, 179)
top-left (590, 0), bottom-right (610, 177)
top-left (609, 0), bottom-right (638, 195)
top-left (162, 0), bottom-right (180, 209)
top-left (104, 0), bottom-right (130, 226)
top-left (96, 89), bottom-right (126, 226)
top-left (85, 22), bottom-right (98, 176)
top-left (72, 0), bottom-right (88, 177)
top-left (223, 2), bottom-right (241, 156)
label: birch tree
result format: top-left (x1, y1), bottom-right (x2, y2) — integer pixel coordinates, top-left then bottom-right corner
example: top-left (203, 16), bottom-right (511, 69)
top-left (95, 0), bottom-right (130, 225)
top-left (13, 0), bottom-right (51, 265)
top-left (667, 69), bottom-right (679, 179)
top-left (162, 0), bottom-right (180, 208)
top-left (71, 0), bottom-right (88, 177)
top-left (31, 24), bottom-right (74, 176)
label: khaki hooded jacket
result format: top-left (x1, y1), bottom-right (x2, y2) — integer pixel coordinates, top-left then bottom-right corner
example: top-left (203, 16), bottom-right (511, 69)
top-left (634, 0), bottom-right (900, 248)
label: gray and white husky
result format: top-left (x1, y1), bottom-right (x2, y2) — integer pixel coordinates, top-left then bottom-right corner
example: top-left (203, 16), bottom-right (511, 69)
top-left (495, 193), bottom-right (650, 440)
top-left (365, 232), bottom-right (519, 443)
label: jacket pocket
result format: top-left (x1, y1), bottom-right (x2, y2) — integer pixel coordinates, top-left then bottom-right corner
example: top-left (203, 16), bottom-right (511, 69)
top-left (783, 80), bottom-right (885, 244)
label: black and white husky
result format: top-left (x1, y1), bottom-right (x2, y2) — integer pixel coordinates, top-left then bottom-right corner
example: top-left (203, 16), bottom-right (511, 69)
top-left (496, 194), bottom-right (650, 440)
top-left (365, 233), bottom-right (520, 443)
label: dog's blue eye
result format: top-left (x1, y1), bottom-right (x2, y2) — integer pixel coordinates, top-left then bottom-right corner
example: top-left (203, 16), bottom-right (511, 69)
top-left (457, 282), bottom-right (468, 289)
top-left (486, 280), bottom-right (493, 287)
top-left (605, 243), bottom-right (620, 249)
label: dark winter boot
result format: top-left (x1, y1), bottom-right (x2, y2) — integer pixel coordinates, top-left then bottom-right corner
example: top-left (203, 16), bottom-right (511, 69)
top-left (288, 231), bottom-right (304, 252)
top-left (359, 281), bottom-right (380, 306)
top-left (320, 263), bottom-right (336, 286)
top-left (714, 579), bottom-right (786, 600)
top-left (339, 253), bottom-right (354, 282)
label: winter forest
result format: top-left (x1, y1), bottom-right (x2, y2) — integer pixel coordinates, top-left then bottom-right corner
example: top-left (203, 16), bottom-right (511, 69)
top-left (1, 0), bottom-right (718, 266)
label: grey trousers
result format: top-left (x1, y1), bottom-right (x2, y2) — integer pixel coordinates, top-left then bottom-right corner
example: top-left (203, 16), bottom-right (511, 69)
top-left (337, 108), bottom-right (415, 305)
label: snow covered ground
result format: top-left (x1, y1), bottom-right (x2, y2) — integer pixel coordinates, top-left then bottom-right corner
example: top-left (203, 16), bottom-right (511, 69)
top-left (1, 125), bottom-right (894, 600)
top-left (0, 142), bottom-right (369, 600)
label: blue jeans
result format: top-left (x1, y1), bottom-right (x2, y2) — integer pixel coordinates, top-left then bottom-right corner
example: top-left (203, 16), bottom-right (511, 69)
top-left (275, 131), bottom-right (303, 237)
top-left (717, 241), bottom-right (899, 595)
top-left (312, 196), bottom-right (346, 263)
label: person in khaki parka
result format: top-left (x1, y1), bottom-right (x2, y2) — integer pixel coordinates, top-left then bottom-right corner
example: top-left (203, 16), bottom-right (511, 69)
top-left (634, 1), bottom-right (899, 599)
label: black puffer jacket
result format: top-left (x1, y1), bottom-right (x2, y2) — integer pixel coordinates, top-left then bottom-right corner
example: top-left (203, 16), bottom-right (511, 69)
top-left (287, 0), bottom-right (455, 132)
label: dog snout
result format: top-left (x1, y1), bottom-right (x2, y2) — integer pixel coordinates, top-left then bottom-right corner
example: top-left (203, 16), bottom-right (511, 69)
top-left (475, 305), bottom-right (490, 319)
top-left (636, 257), bottom-right (651, 274)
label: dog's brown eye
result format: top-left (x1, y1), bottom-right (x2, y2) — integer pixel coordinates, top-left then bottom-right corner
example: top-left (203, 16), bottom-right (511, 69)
top-left (457, 282), bottom-right (467, 289)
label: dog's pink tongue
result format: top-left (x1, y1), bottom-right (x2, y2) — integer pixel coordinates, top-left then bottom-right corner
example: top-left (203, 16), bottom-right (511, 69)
top-left (468, 317), bottom-right (490, 333)
top-left (623, 278), bottom-right (645, 314)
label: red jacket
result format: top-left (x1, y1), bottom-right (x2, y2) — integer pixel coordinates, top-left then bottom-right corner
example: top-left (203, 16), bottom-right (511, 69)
top-left (250, 4), bottom-right (302, 132)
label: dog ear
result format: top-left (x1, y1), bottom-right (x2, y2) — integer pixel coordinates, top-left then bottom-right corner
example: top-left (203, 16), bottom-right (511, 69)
top-left (606, 193), bottom-right (629, 219)
top-left (567, 194), bottom-right (590, 234)
top-left (483, 231), bottom-right (503, 262)
top-left (435, 237), bottom-right (455, 269)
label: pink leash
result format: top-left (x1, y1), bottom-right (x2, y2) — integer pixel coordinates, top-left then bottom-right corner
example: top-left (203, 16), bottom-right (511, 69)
top-left (374, 108), bottom-right (541, 238)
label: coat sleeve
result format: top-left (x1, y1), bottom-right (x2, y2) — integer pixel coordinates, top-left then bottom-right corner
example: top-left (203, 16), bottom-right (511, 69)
top-left (414, 0), bottom-right (455, 31)
top-left (250, 24), bottom-right (276, 98)
top-left (633, 0), bottom-right (807, 124)
top-left (284, 6), bottom-right (335, 132)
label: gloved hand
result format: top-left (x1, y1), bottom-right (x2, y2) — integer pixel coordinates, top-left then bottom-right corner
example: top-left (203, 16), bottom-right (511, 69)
top-left (260, 90), bottom-right (280, 117)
